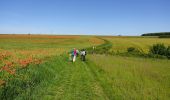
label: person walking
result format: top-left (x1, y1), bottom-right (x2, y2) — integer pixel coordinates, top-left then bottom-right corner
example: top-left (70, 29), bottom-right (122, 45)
top-left (68, 49), bottom-right (74, 62)
top-left (80, 49), bottom-right (86, 61)
top-left (73, 48), bottom-right (77, 62)
top-left (92, 46), bottom-right (96, 54)
top-left (76, 49), bottom-right (80, 57)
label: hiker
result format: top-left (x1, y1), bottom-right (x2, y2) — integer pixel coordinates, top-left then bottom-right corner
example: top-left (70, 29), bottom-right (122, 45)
top-left (93, 46), bottom-right (95, 50)
top-left (92, 46), bottom-right (96, 54)
top-left (80, 49), bottom-right (86, 61)
top-left (73, 48), bottom-right (77, 62)
top-left (69, 49), bottom-right (74, 62)
top-left (76, 49), bottom-right (80, 57)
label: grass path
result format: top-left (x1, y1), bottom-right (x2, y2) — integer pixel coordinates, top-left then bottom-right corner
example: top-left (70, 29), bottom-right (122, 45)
top-left (11, 53), bottom-right (169, 100)
top-left (1, 37), bottom-right (111, 100)
top-left (3, 37), bottom-right (169, 99)
top-left (33, 55), bottom-right (112, 100)
top-left (29, 38), bottom-right (128, 99)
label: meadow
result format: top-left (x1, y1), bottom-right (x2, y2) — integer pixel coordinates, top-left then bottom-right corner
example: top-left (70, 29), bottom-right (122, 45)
top-left (0, 34), bottom-right (170, 100)
top-left (102, 36), bottom-right (170, 53)
top-left (88, 55), bottom-right (170, 99)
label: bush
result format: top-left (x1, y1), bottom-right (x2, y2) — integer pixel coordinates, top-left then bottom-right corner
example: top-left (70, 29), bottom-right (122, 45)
top-left (149, 43), bottom-right (170, 59)
top-left (166, 46), bottom-right (170, 59)
top-left (126, 47), bottom-right (145, 57)
top-left (127, 47), bottom-right (141, 53)
top-left (149, 44), bottom-right (166, 55)
top-left (127, 47), bottom-right (136, 52)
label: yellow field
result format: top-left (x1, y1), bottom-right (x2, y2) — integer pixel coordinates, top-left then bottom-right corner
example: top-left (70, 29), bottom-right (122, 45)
top-left (103, 36), bottom-right (170, 52)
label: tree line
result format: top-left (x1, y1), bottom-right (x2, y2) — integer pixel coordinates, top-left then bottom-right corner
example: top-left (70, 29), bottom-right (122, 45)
top-left (141, 32), bottom-right (170, 36)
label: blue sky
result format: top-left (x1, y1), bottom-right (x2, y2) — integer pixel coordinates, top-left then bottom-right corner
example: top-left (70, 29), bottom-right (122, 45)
top-left (0, 0), bottom-right (170, 35)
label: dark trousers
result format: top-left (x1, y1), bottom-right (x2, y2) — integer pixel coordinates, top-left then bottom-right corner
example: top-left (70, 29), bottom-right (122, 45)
top-left (81, 55), bottom-right (86, 61)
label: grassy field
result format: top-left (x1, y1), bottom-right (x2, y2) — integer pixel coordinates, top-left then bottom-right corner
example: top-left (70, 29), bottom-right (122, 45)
top-left (0, 35), bottom-right (170, 100)
top-left (88, 55), bottom-right (170, 99)
top-left (102, 36), bottom-right (170, 53)
top-left (0, 34), bottom-right (103, 69)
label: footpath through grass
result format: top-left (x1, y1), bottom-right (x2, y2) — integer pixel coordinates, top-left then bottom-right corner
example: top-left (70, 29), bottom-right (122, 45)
top-left (11, 53), bottom-right (169, 100)
top-left (1, 54), bottom-right (115, 100)
top-left (31, 55), bottom-right (112, 100)
top-left (1, 36), bottom-right (170, 100)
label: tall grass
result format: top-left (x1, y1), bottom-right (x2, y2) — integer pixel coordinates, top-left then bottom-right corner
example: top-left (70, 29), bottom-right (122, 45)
top-left (88, 54), bottom-right (170, 99)
top-left (0, 55), bottom-right (68, 99)
top-left (103, 36), bottom-right (170, 53)
top-left (0, 35), bottom-right (170, 100)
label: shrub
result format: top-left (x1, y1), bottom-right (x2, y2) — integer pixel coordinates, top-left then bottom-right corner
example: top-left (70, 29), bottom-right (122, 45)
top-left (149, 43), bottom-right (166, 55)
top-left (127, 47), bottom-right (136, 52)
top-left (126, 47), bottom-right (145, 57)
top-left (127, 47), bottom-right (141, 53)
top-left (166, 46), bottom-right (170, 59)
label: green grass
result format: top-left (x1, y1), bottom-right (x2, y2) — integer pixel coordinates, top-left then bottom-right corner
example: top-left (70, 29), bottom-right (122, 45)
top-left (1, 54), bottom-right (170, 100)
top-left (0, 35), bottom-right (170, 100)
top-left (88, 54), bottom-right (170, 99)
top-left (0, 55), bottom-right (110, 100)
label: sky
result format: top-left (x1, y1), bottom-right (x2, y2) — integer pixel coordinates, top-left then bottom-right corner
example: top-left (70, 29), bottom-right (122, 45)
top-left (0, 0), bottom-right (170, 36)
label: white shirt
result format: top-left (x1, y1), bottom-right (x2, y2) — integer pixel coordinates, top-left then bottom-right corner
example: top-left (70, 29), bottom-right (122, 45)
top-left (81, 51), bottom-right (86, 56)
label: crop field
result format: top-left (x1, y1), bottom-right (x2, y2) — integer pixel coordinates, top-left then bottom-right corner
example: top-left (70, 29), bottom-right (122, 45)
top-left (0, 35), bottom-right (103, 69)
top-left (102, 36), bottom-right (170, 53)
top-left (0, 35), bottom-right (170, 100)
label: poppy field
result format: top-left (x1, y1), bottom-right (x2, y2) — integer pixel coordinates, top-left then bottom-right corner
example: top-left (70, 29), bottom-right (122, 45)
top-left (0, 34), bottom-right (170, 100)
